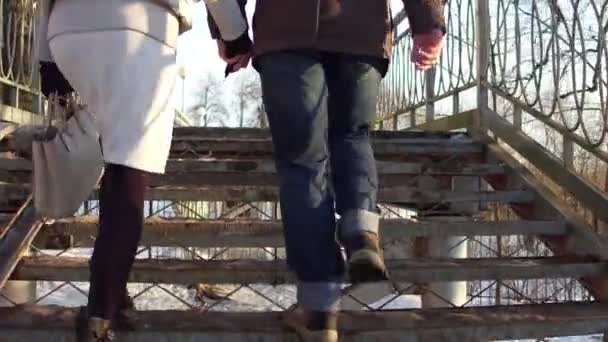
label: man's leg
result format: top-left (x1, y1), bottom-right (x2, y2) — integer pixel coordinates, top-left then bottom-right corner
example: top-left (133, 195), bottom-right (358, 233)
top-left (324, 53), bottom-right (388, 283)
top-left (256, 51), bottom-right (343, 338)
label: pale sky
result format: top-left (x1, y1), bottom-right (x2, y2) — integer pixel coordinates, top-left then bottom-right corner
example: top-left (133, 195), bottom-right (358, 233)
top-left (171, 1), bottom-right (406, 125)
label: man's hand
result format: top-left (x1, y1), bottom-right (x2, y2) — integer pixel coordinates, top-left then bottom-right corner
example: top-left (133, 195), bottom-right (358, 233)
top-left (411, 28), bottom-right (445, 71)
top-left (217, 33), bottom-right (253, 76)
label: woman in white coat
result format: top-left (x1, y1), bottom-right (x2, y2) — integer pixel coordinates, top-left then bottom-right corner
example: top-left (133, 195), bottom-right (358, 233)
top-left (37, 0), bottom-right (251, 340)
top-left (37, 0), bottom-right (191, 340)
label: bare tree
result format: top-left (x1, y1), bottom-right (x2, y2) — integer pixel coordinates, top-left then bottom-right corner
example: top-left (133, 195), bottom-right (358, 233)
top-left (231, 71), bottom-right (263, 127)
top-left (189, 72), bottom-right (229, 127)
top-left (252, 102), bottom-right (268, 128)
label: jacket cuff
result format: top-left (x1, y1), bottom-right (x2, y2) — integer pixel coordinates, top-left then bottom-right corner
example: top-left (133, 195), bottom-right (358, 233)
top-left (403, 0), bottom-right (447, 36)
top-left (223, 32), bottom-right (252, 58)
top-left (337, 209), bottom-right (380, 242)
top-left (205, 0), bottom-right (248, 41)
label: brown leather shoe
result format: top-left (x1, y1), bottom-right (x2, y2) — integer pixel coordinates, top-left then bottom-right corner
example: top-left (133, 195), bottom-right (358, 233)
top-left (343, 232), bottom-right (389, 284)
top-left (284, 306), bottom-right (339, 342)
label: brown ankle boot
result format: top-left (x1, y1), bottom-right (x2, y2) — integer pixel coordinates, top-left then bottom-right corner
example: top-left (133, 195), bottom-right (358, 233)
top-left (342, 232), bottom-right (389, 284)
top-left (284, 306), bottom-right (338, 342)
top-left (76, 307), bottom-right (115, 342)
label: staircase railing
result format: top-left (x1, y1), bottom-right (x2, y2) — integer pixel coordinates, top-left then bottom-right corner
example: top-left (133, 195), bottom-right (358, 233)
top-left (0, 0), bottom-right (39, 115)
top-left (377, 0), bottom-right (608, 306)
top-left (381, 0), bottom-right (608, 228)
top-left (377, 0), bottom-right (478, 128)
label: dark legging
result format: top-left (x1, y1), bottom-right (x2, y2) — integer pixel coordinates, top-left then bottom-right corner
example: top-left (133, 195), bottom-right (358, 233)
top-left (87, 163), bottom-right (147, 319)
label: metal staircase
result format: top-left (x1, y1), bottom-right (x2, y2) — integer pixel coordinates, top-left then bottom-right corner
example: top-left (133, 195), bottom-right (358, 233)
top-left (1, 0), bottom-right (608, 340)
top-left (1, 124), bottom-right (608, 341)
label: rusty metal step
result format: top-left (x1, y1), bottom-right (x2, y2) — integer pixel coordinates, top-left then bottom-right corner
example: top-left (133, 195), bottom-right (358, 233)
top-left (169, 138), bottom-right (483, 159)
top-left (0, 183), bottom-right (533, 205)
top-left (33, 217), bottom-right (565, 249)
top-left (171, 127), bottom-right (473, 140)
top-left (168, 128), bottom-right (483, 159)
top-left (0, 157), bottom-right (504, 187)
top-left (11, 256), bottom-right (605, 284)
top-left (0, 127), bottom-right (484, 159)
top-left (1, 302), bottom-right (608, 341)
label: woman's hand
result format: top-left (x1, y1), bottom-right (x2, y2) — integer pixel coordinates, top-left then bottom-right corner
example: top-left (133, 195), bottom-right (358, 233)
top-left (217, 33), bottom-right (253, 76)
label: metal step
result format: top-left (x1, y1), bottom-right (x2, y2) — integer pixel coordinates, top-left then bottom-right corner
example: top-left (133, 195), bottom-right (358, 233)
top-left (0, 157), bottom-right (505, 187)
top-left (169, 129), bottom-right (481, 158)
top-left (170, 138), bottom-right (483, 159)
top-left (0, 157), bottom-right (504, 175)
top-left (12, 256), bottom-right (605, 284)
top-left (0, 128), bottom-right (483, 159)
top-left (2, 302), bottom-right (608, 341)
top-left (34, 218), bottom-right (565, 249)
top-left (0, 183), bottom-right (533, 204)
top-left (172, 127), bottom-right (474, 140)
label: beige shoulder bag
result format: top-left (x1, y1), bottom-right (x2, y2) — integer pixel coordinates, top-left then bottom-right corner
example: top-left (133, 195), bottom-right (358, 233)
top-left (32, 95), bottom-right (104, 218)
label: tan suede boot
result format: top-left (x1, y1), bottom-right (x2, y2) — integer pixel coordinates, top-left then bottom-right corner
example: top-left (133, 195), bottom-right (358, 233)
top-left (284, 306), bottom-right (339, 342)
top-left (343, 232), bottom-right (389, 284)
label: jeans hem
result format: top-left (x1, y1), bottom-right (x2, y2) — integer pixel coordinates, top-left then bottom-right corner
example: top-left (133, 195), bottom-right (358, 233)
top-left (297, 282), bottom-right (342, 312)
top-left (337, 209), bottom-right (380, 241)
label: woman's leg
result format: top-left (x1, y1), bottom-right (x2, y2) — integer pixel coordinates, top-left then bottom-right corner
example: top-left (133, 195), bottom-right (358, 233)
top-left (87, 164), bottom-right (147, 319)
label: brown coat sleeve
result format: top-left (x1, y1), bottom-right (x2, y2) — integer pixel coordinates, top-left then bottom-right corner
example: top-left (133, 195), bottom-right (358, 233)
top-left (402, 0), bottom-right (447, 35)
top-left (206, 0), bottom-right (247, 40)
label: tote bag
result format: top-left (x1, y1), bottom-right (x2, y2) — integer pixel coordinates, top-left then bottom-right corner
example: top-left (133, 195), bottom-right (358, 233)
top-left (32, 95), bottom-right (104, 218)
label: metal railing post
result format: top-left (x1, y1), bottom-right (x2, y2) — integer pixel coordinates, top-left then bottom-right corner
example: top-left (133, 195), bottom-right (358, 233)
top-left (425, 68), bottom-right (436, 124)
top-left (476, 0), bottom-right (491, 130)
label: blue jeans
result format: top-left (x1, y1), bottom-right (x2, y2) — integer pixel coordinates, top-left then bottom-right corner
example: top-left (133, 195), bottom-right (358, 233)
top-left (255, 50), bottom-right (387, 312)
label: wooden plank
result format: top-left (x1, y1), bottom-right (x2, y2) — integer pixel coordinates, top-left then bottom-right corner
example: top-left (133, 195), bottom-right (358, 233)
top-left (0, 197), bottom-right (43, 291)
top-left (172, 127), bottom-right (474, 140)
top-left (480, 134), bottom-right (608, 300)
top-left (487, 112), bottom-right (608, 225)
top-left (0, 183), bottom-right (534, 204)
top-left (0, 104), bottom-right (43, 126)
top-left (0, 157), bottom-right (31, 171)
top-left (12, 256), bottom-right (606, 284)
top-left (142, 187), bottom-right (533, 204)
top-left (170, 139), bottom-right (483, 158)
top-left (0, 157), bottom-right (506, 175)
top-left (414, 110), bottom-right (474, 132)
top-left (36, 218), bottom-right (565, 249)
top-left (0, 126), bottom-right (482, 157)
top-left (163, 159), bottom-right (504, 176)
top-left (2, 302), bottom-right (608, 341)
top-left (0, 158), bottom-right (506, 187)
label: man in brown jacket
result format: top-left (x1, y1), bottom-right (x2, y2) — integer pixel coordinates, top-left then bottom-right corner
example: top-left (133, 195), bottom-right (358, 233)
top-left (207, 1), bottom-right (446, 341)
